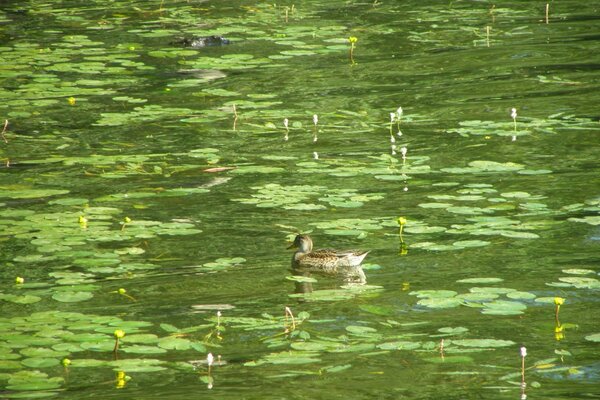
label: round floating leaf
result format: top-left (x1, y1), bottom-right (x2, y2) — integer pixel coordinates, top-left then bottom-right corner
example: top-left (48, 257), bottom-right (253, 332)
top-left (6, 376), bottom-right (64, 391)
top-left (469, 287), bottom-right (516, 294)
top-left (290, 341), bottom-right (332, 352)
top-left (558, 277), bottom-right (600, 289)
top-left (562, 269), bottom-right (596, 275)
top-left (499, 231), bottom-right (540, 239)
top-left (230, 166), bottom-right (285, 174)
top-left (410, 290), bottom-right (457, 298)
top-left (20, 348), bottom-right (68, 358)
top-left (422, 355), bottom-right (473, 363)
top-left (110, 358), bottom-right (166, 372)
top-left (534, 297), bottom-right (561, 304)
top-left (79, 340), bottom-right (115, 352)
top-left (438, 327), bottom-right (469, 335)
top-left (376, 341), bottom-right (421, 351)
top-left (21, 357), bottom-right (60, 368)
top-left (70, 359), bottom-right (110, 368)
top-left (262, 351), bottom-right (321, 365)
top-left (404, 225), bottom-right (447, 234)
top-left (506, 291), bottom-right (536, 300)
top-left (452, 339), bottom-right (515, 348)
top-left (481, 300), bottom-right (527, 315)
top-left (52, 291), bottom-right (94, 302)
top-left (457, 292), bottom-right (499, 302)
top-left (501, 191), bottom-right (531, 198)
top-left (457, 278), bottom-right (503, 284)
top-left (0, 189), bottom-right (70, 200)
top-left (345, 325), bottom-right (378, 335)
top-left (585, 333), bottom-right (600, 342)
top-left (120, 345), bottom-right (167, 354)
top-left (0, 294), bottom-right (42, 304)
top-left (568, 216), bottom-right (600, 225)
top-left (452, 240), bottom-right (491, 248)
top-left (0, 360), bottom-right (22, 370)
top-left (123, 334), bottom-right (159, 344)
top-left (419, 202), bottom-right (453, 209)
top-left (417, 297), bottom-right (463, 309)
top-left (158, 337), bottom-right (192, 350)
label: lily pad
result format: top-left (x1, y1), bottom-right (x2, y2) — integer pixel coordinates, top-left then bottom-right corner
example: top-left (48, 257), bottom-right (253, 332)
top-left (51, 291), bottom-right (94, 303)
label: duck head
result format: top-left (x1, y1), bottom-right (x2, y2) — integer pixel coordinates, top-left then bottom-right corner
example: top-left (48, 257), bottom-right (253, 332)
top-left (287, 234), bottom-right (313, 253)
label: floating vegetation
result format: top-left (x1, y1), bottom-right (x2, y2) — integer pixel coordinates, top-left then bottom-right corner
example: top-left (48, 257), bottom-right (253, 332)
top-left (411, 286), bottom-right (536, 315)
top-left (0, 310), bottom-right (211, 392)
top-left (232, 184), bottom-right (384, 210)
top-left (447, 113), bottom-right (600, 138)
top-left (1, 0), bottom-right (599, 397)
top-left (289, 285), bottom-right (383, 302)
top-left (95, 105), bottom-right (197, 126)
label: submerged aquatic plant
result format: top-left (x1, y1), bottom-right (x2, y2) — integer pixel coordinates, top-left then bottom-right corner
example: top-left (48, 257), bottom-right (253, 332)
top-left (554, 296), bottom-right (565, 322)
top-left (398, 217), bottom-right (407, 243)
top-left (1, 119), bottom-right (8, 143)
top-left (207, 352), bottom-right (214, 373)
top-left (233, 104), bottom-right (239, 130)
top-left (389, 113), bottom-right (396, 143)
top-left (520, 346), bottom-right (527, 387)
top-left (396, 106), bottom-right (403, 135)
top-left (205, 311), bottom-right (224, 343)
top-left (112, 287), bottom-right (136, 301)
top-left (511, 108), bottom-right (517, 131)
top-left (120, 216), bottom-right (132, 231)
top-left (283, 118), bottom-right (289, 141)
top-left (349, 36), bottom-right (358, 64)
top-left (400, 146), bottom-right (407, 164)
top-left (284, 306), bottom-right (296, 333)
top-left (398, 217), bottom-right (408, 255)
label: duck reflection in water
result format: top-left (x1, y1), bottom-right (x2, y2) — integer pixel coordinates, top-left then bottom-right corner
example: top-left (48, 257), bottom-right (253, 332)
top-left (287, 234), bottom-right (369, 294)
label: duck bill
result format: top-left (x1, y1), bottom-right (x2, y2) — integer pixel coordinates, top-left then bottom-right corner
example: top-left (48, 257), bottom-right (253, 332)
top-left (287, 243), bottom-right (296, 249)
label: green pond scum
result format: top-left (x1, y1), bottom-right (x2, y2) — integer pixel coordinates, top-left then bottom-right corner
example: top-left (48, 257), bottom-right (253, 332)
top-left (1, 0), bottom-right (599, 398)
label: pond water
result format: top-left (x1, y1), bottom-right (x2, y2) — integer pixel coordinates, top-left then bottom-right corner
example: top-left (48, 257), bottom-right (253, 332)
top-left (1, 0), bottom-right (599, 398)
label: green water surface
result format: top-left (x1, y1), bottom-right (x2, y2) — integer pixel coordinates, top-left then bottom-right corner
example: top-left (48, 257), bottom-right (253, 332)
top-left (1, 0), bottom-right (599, 398)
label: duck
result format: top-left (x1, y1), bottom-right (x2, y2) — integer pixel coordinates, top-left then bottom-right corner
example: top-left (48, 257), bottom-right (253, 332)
top-left (287, 234), bottom-right (369, 273)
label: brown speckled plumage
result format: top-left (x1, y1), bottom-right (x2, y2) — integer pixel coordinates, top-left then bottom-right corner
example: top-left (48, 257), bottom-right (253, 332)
top-left (288, 235), bottom-right (369, 272)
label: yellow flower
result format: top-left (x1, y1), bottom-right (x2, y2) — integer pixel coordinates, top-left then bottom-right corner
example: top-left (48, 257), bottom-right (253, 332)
top-left (114, 329), bottom-right (126, 339)
top-left (62, 358), bottom-right (71, 367)
top-left (348, 36), bottom-right (358, 44)
top-left (554, 297), bottom-right (565, 306)
top-left (78, 215), bottom-right (88, 225)
top-left (116, 371), bottom-right (129, 389)
top-left (15, 276), bottom-right (24, 284)
top-left (67, 97), bottom-right (76, 106)
top-left (118, 288), bottom-right (127, 295)
top-left (124, 216), bottom-right (132, 223)
top-left (398, 217), bottom-right (407, 225)
top-left (554, 325), bottom-right (565, 341)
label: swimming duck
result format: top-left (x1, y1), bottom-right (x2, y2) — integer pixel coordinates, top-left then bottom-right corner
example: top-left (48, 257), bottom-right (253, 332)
top-left (287, 234), bottom-right (369, 272)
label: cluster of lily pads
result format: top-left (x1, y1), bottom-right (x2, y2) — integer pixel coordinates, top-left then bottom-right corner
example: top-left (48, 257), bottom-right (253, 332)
top-left (1, 0), bottom-right (599, 397)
